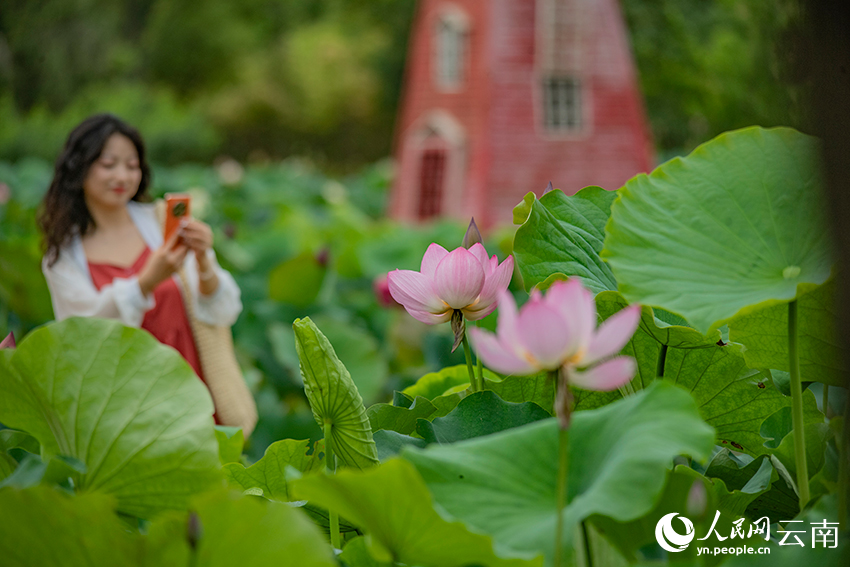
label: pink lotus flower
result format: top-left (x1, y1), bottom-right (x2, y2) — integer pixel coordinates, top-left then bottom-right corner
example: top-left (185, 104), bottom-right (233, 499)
top-left (468, 279), bottom-right (640, 391)
top-left (387, 243), bottom-right (514, 324)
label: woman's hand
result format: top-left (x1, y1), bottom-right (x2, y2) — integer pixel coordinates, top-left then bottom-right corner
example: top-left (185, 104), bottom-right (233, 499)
top-left (179, 219), bottom-right (213, 257)
top-left (137, 229), bottom-right (188, 297)
top-left (180, 219), bottom-right (219, 296)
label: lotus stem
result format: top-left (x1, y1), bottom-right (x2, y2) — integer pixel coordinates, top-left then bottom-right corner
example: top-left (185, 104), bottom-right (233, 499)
top-left (788, 300), bottom-right (810, 509)
top-left (553, 369), bottom-right (570, 567)
top-left (581, 520), bottom-right (593, 567)
top-left (823, 385), bottom-right (830, 417)
top-left (476, 321), bottom-right (485, 388)
top-left (323, 421), bottom-right (341, 549)
top-left (656, 344), bottom-right (668, 379)
top-left (839, 390), bottom-right (849, 530)
top-left (461, 332), bottom-right (479, 392)
top-left (554, 425), bottom-right (570, 567)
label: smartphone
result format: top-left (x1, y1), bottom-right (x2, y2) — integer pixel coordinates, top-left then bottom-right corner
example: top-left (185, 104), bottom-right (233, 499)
top-left (164, 193), bottom-right (191, 242)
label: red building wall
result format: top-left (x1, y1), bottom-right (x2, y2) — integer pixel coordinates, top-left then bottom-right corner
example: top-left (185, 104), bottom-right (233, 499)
top-left (391, 0), bottom-right (654, 228)
top-left (390, 0), bottom-right (492, 223)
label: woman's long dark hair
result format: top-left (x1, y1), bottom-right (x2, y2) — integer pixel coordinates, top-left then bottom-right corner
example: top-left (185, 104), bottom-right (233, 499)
top-left (38, 114), bottom-right (152, 266)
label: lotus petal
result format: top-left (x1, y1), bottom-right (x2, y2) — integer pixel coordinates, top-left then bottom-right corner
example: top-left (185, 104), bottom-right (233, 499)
top-left (406, 308), bottom-right (453, 325)
top-left (516, 299), bottom-right (572, 368)
top-left (476, 256), bottom-right (514, 308)
top-left (388, 270), bottom-right (446, 314)
top-left (545, 279), bottom-right (596, 354)
top-left (420, 243), bottom-right (449, 279)
top-left (570, 356), bottom-right (636, 391)
top-left (467, 243), bottom-right (491, 274)
top-left (583, 304), bottom-right (641, 366)
top-left (468, 327), bottom-right (536, 376)
top-left (433, 248), bottom-right (486, 309)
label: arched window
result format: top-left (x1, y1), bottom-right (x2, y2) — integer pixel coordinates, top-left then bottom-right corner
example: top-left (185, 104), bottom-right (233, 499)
top-left (542, 75), bottom-right (582, 131)
top-left (536, 0), bottom-right (588, 133)
top-left (434, 7), bottom-right (469, 91)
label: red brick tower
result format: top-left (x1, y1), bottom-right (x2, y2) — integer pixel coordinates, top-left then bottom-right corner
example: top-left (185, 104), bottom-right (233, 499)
top-left (390, 0), bottom-right (654, 228)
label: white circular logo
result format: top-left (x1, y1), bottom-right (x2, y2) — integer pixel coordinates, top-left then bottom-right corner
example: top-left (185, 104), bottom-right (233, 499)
top-left (655, 513), bottom-right (695, 553)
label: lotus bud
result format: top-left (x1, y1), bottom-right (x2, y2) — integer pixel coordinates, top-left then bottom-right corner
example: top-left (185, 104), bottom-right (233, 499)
top-left (373, 274), bottom-right (398, 308)
top-left (543, 181), bottom-right (554, 195)
top-left (686, 480), bottom-right (708, 518)
top-left (0, 332), bottom-right (15, 349)
top-left (315, 247), bottom-right (330, 268)
top-left (462, 218), bottom-right (483, 249)
top-left (186, 511), bottom-right (203, 550)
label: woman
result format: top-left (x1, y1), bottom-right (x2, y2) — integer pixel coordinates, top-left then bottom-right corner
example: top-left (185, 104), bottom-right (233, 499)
top-left (38, 114), bottom-right (242, 410)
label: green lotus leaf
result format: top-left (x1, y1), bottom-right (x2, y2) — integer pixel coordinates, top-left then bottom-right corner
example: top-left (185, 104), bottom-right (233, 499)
top-left (0, 318), bottom-right (220, 518)
top-left (0, 453), bottom-right (15, 481)
top-left (596, 291), bottom-right (720, 350)
top-left (292, 458), bottom-right (542, 567)
top-left (293, 317), bottom-right (379, 469)
top-left (311, 314), bottom-right (389, 405)
top-left (367, 396), bottom-right (437, 435)
top-left (142, 488), bottom-right (340, 567)
top-left (270, 315), bottom-right (389, 404)
top-left (430, 391), bottom-right (465, 417)
top-left (705, 449), bottom-right (798, 525)
top-left (402, 364), bottom-right (498, 400)
top-left (0, 452), bottom-right (89, 490)
top-left (403, 382), bottom-right (715, 566)
top-left (223, 438), bottom-right (323, 500)
top-left (0, 429), bottom-right (40, 456)
top-left (214, 426), bottom-right (244, 465)
top-left (184, 490), bottom-right (338, 567)
top-left (660, 348), bottom-right (790, 454)
top-left (373, 430), bottom-right (427, 461)
top-left (0, 486), bottom-right (138, 566)
top-left (602, 126), bottom-right (832, 335)
top-left (729, 279), bottom-right (846, 386)
top-left (759, 391), bottom-right (824, 451)
top-left (339, 537), bottom-right (391, 567)
top-left (594, 458), bottom-right (781, 563)
top-left (576, 294), bottom-right (792, 456)
top-left (484, 373), bottom-right (555, 413)
top-left (513, 186), bottom-right (618, 294)
top-left (512, 191), bottom-right (537, 225)
top-left (415, 391), bottom-right (550, 444)
top-left (221, 437), bottom-right (359, 538)
top-left (771, 411), bottom-right (832, 485)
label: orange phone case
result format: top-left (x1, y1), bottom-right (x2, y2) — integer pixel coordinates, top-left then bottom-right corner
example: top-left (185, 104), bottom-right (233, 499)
top-left (164, 193), bottom-right (191, 242)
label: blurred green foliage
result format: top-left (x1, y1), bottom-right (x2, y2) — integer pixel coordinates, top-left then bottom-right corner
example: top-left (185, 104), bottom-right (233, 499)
top-left (621, 0), bottom-right (808, 156)
top-left (0, 0), bottom-right (805, 168)
top-left (0, 0), bottom-right (415, 169)
top-left (0, 157), bottom-right (518, 460)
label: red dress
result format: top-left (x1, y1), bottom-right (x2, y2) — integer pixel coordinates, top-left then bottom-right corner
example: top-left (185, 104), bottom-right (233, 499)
top-left (88, 248), bottom-right (217, 421)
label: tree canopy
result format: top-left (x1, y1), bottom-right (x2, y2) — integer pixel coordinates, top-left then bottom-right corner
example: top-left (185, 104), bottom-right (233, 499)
top-left (0, 0), bottom-right (806, 167)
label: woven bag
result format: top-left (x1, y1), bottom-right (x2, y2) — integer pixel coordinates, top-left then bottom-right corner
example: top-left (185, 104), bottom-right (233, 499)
top-left (156, 201), bottom-right (257, 436)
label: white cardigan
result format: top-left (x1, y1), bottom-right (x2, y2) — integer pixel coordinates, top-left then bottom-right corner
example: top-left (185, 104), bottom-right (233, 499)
top-left (42, 201), bottom-right (242, 328)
